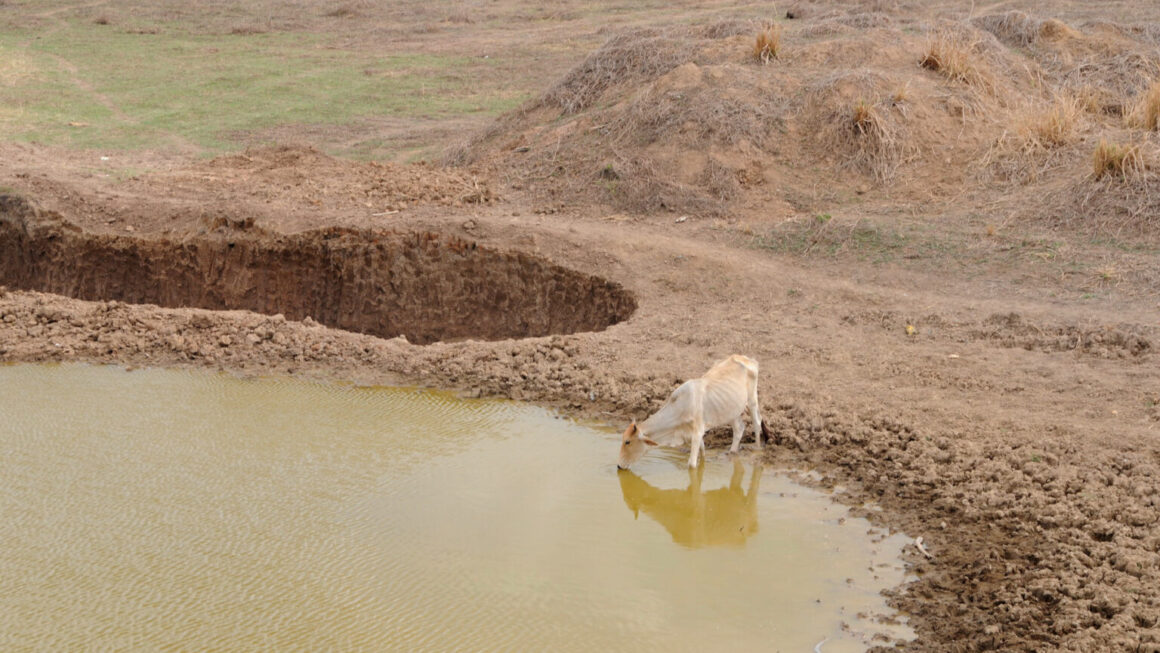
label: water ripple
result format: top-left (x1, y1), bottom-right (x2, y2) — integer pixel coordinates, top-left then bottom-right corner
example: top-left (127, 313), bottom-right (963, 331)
top-left (0, 364), bottom-right (912, 652)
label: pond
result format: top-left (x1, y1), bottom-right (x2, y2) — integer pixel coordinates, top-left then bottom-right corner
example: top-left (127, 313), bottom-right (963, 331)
top-left (0, 363), bottom-right (913, 651)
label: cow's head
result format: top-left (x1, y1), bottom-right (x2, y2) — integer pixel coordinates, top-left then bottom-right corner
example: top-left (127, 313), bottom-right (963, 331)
top-left (617, 420), bottom-right (657, 469)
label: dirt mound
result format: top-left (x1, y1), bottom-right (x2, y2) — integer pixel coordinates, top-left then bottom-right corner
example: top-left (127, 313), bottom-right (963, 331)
top-left (453, 12), bottom-right (1041, 215)
top-left (0, 195), bottom-right (634, 345)
top-left (451, 9), bottom-right (1160, 240)
top-left (171, 144), bottom-right (497, 210)
top-left (962, 10), bottom-right (1160, 239)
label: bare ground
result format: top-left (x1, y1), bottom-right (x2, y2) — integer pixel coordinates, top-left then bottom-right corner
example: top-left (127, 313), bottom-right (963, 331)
top-left (3, 1), bottom-right (1160, 651)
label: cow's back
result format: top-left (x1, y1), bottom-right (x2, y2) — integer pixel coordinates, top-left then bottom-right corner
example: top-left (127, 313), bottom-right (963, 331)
top-left (700, 356), bottom-right (754, 427)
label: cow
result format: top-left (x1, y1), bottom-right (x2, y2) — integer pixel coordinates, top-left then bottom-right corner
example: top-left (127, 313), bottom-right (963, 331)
top-left (617, 354), bottom-right (766, 469)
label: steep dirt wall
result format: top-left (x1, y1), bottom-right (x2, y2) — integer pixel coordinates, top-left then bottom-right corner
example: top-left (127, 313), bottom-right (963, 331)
top-left (0, 196), bottom-right (635, 344)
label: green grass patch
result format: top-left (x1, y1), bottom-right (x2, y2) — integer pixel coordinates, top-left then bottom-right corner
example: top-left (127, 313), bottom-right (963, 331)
top-left (0, 22), bottom-right (526, 156)
top-left (750, 216), bottom-right (969, 265)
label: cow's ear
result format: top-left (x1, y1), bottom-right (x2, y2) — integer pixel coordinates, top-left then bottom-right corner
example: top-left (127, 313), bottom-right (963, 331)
top-left (642, 437), bottom-right (659, 447)
top-left (629, 421), bottom-right (638, 434)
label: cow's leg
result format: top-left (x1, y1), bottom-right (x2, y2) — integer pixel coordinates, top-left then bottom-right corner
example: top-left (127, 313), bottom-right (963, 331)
top-left (748, 383), bottom-right (763, 448)
top-left (688, 421), bottom-right (705, 468)
top-left (730, 417), bottom-right (745, 453)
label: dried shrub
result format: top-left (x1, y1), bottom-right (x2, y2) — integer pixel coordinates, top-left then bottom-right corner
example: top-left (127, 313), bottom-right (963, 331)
top-left (920, 27), bottom-right (996, 92)
top-left (1020, 96), bottom-right (1082, 149)
top-left (229, 24), bottom-right (267, 35)
top-left (972, 11), bottom-right (1078, 47)
top-left (754, 23), bottom-right (782, 63)
top-left (1091, 140), bottom-right (1144, 180)
top-left (599, 155), bottom-right (722, 214)
top-left (1086, 21), bottom-right (1160, 46)
top-left (701, 158), bottom-right (740, 201)
top-left (984, 96), bottom-right (1082, 184)
top-left (1055, 52), bottom-right (1160, 117)
top-left (1126, 81), bottom-right (1160, 130)
top-left (695, 19), bottom-right (755, 40)
top-left (1039, 19), bottom-right (1080, 41)
top-left (541, 29), bottom-right (691, 114)
top-left (324, 4), bottom-right (361, 18)
top-left (805, 73), bottom-right (911, 181)
top-left (890, 83), bottom-right (910, 105)
top-left (852, 99), bottom-right (878, 134)
top-left (621, 76), bottom-right (787, 148)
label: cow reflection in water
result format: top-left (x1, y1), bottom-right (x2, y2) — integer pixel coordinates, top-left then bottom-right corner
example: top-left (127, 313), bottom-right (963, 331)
top-left (618, 459), bottom-right (762, 548)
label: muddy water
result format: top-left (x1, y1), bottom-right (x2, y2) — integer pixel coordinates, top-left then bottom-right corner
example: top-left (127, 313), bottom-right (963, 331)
top-left (0, 364), bottom-right (913, 651)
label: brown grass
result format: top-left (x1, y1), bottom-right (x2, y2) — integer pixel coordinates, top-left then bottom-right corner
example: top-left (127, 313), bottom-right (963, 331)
top-left (541, 28), bottom-right (691, 114)
top-left (753, 23), bottom-right (782, 64)
top-left (844, 98), bottom-right (901, 179)
top-left (1091, 140), bottom-right (1144, 180)
top-left (228, 25), bottom-right (267, 35)
top-left (701, 158), bottom-right (740, 201)
top-left (1018, 96), bottom-right (1082, 150)
top-left (920, 27), bottom-right (995, 92)
top-left (324, 4), bottom-right (362, 18)
top-left (852, 99), bottom-right (878, 134)
top-left (622, 80), bottom-right (787, 148)
top-left (1126, 81), bottom-right (1160, 130)
top-left (984, 95), bottom-right (1082, 184)
top-left (806, 73), bottom-right (910, 181)
top-left (890, 83), bottom-right (910, 106)
top-left (972, 11), bottom-right (1080, 47)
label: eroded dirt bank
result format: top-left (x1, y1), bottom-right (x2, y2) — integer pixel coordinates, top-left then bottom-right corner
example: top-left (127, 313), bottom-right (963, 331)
top-left (2, 182), bottom-right (1159, 652)
top-left (0, 196), bottom-right (633, 345)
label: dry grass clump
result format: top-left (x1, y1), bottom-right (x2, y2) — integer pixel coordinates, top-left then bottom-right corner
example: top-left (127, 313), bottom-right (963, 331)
top-left (919, 26), bottom-right (998, 93)
top-left (890, 83), bottom-right (910, 105)
top-left (1091, 140), bottom-right (1144, 180)
top-left (984, 96), bottom-right (1082, 183)
top-left (1020, 96), bottom-right (1082, 150)
top-left (844, 98), bottom-right (902, 179)
top-left (624, 81), bottom-right (786, 148)
top-left (851, 99), bottom-right (879, 134)
top-left (541, 28), bottom-right (696, 114)
top-left (594, 154), bottom-right (722, 214)
top-left (972, 11), bottom-right (1040, 46)
top-left (972, 11), bottom-right (1079, 47)
top-left (1061, 160), bottom-right (1160, 237)
top-left (701, 158), bottom-right (741, 201)
top-left (1126, 81), bottom-right (1160, 130)
top-left (229, 24), bottom-right (268, 35)
top-left (753, 23), bottom-right (782, 63)
top-left (695, 19), bottom-right (755, 40)
top-left (1053, 51), bottom-right (1160, 117)
top-left (323, 3), bottom-right (365, 18)
top-left (794, 9), bottom-right (893, 39)
top-left (1087, 21), bottom-right (1160, 46)
top-left (805, 73), bottom-right (911, 180)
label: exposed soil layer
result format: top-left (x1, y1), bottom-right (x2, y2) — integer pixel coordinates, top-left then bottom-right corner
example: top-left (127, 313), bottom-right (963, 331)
top-left (0, 195), bottom-right (635, 345)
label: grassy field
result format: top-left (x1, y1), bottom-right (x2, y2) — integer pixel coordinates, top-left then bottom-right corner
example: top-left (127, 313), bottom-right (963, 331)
top-left (0, 0), bottom-right (776, 160)
top-left (0, 18), bottom-right (528, 159)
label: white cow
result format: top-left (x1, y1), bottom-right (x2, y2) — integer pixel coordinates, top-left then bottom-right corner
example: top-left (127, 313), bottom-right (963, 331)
top-left (617, 354), bottom-right (766, 469)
